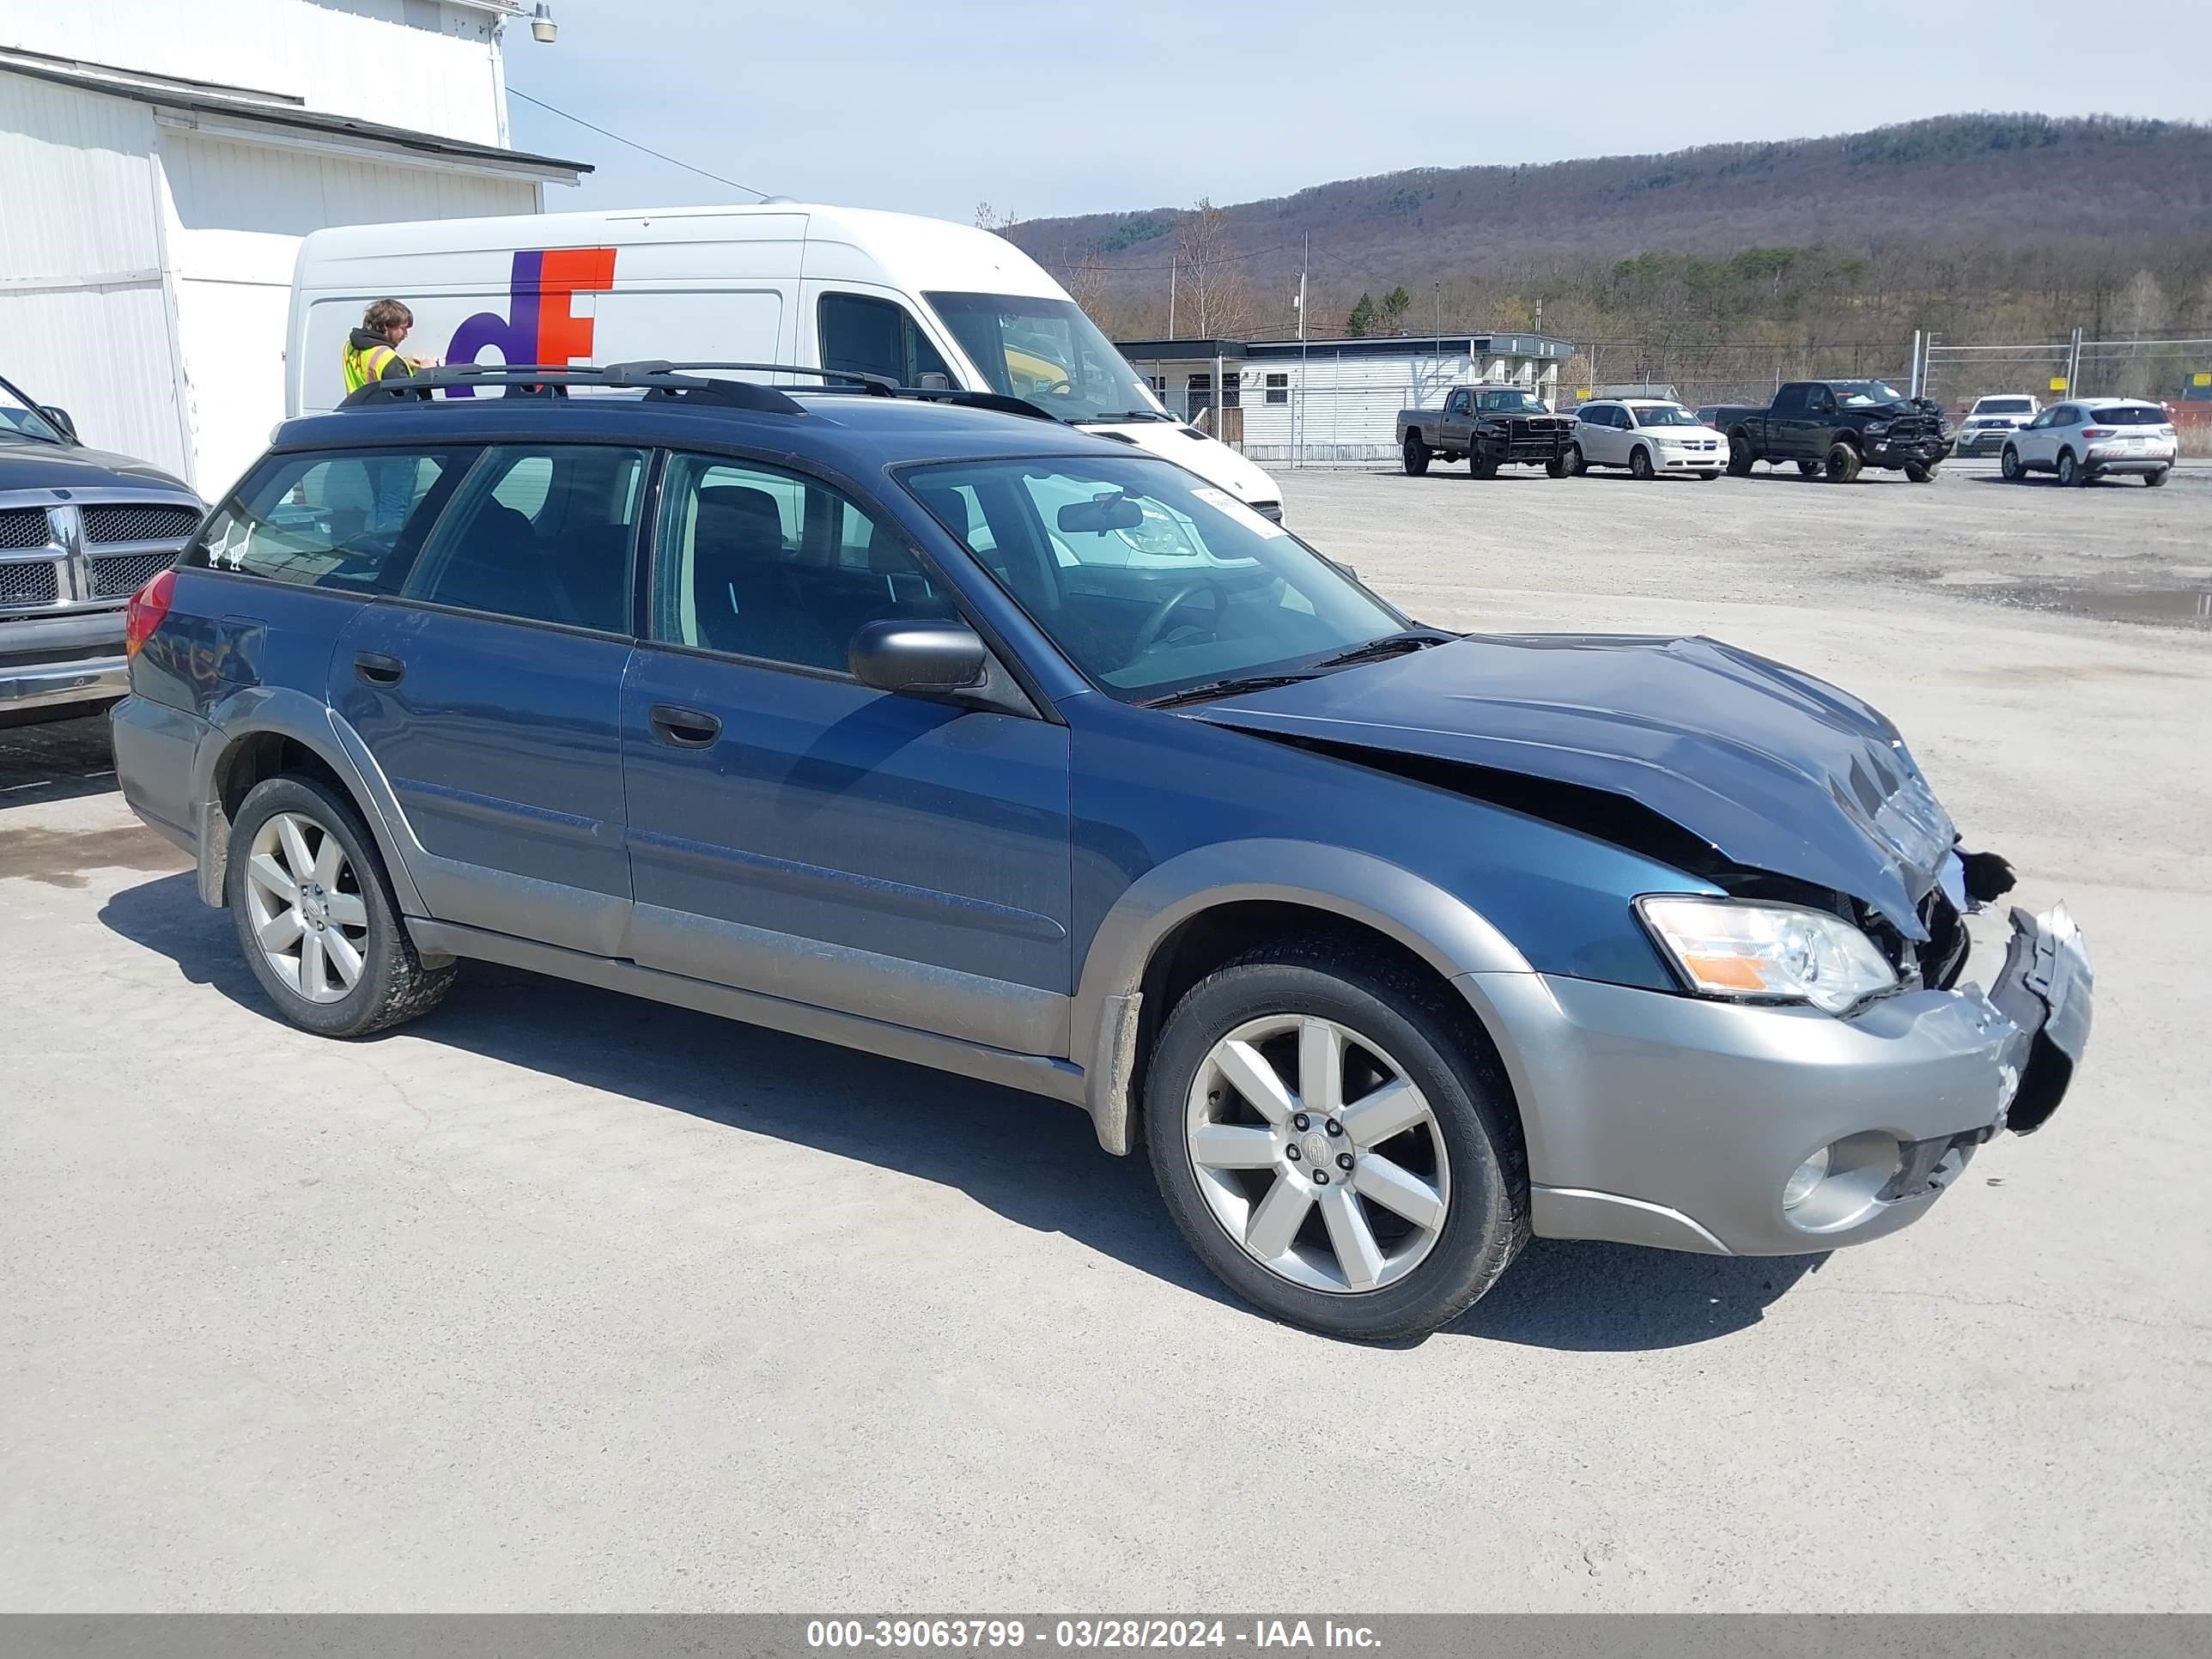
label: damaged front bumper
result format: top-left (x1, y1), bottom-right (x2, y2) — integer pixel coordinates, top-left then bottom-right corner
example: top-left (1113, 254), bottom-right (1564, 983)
top-left (1460, 903), bottom-right (2093, 1256)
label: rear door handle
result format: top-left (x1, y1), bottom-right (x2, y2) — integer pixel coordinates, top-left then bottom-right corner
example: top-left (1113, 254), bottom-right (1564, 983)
top-left (355, 651), bottom-right (405, 687)
top-left (649, 702), bottom-right (722, 748)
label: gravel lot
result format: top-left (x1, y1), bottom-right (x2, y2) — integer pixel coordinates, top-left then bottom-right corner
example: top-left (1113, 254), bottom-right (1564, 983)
top-left (3, 459), bottom-right (2208, 1612)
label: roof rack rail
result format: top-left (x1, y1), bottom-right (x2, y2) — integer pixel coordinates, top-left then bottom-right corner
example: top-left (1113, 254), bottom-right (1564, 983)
top-left (608, 361), bottom-right (898, 395)
top-left (338, 362), bottom-right (805, 416)
top-left (609, 361), bottom-right (1056, 422)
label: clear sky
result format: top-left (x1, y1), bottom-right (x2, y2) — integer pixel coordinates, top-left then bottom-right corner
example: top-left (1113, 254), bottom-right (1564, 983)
top-left (505, 1), bottom-right (2212, 223)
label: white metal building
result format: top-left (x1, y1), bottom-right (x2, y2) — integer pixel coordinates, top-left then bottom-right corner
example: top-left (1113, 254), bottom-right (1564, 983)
top-left (1118, 331), bottom-right (1576, 465)
top-left (0, 0), bottom-right (586, 497)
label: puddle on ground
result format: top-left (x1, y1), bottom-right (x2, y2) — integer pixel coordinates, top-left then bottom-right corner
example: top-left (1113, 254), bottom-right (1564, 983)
top-left (0, 823), bottom-right (192, 890)
top-left (1967, 579), bottom-right (2212, 629)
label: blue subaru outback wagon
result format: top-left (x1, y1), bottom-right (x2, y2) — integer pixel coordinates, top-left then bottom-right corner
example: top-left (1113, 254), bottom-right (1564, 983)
top-left (109, 362), bottom-right (2092, 1340)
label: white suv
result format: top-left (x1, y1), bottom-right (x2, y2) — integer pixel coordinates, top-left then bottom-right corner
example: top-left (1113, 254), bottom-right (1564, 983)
top-left (1568, 399), bottom-right (1726, 480)
top-left (1955, 393), bottom-right (2039, 457)
top-left (2001, 399), bottom-right (2178, 487)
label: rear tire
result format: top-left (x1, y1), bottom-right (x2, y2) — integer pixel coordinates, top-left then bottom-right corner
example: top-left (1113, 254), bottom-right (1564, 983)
top-left (1629, 445), bottom-right (1655, 481)
top-left (226, 774), bottom-right (456, 1039)
top-left (1401, 434), bottom-right (1430, 477)
top-left (1825, 442), bottom-right (1863, 483)
top-left (2145, 467), bottom-right (2169, 487)
top-left (2002, 445), bottom-right (2024, 482)
top-left (2057, 449), bottom-right (2081, 487)
top-left (1144, 941), bottom-right (1527, 1342)
top-left (1727, 433), bottom-right (1754, 476)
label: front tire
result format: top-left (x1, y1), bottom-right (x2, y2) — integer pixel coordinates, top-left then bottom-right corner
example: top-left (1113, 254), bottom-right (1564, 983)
top-left (1544, 453), bottom-right (1570, 479)
top-left (1825, 442), bottom-right (1863, 483)
top-left (1727, 433), bottom-right (1754, 476)
top-left (2002, 444), bottom-right (2025, 482)
top-left (1560, 442), bottom-right (1586, 477)
top-left (1469, 454), bottom-right (1499, 479)
top-left (1144, 943), bottom-right (1527, 1342)
top-left (1905, 461), bottom-right (1939, 483)
top-left (1796, 459), bottom-right (1822, 477)
top-left (226, 775), bottom-right (456, 1038)
top-left (1630, 445), bottom-right (1655, 481)
top-left (1401, 434), bottom-right (1430, 477)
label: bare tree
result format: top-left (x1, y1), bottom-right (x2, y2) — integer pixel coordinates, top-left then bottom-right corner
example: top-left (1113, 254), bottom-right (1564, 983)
top-left (974, 202), bottom-right (1022, 236)
top-left (1174, 198), bottom-right (1255, 339)
top-left (1064, 250), bottom-right (1110, 321)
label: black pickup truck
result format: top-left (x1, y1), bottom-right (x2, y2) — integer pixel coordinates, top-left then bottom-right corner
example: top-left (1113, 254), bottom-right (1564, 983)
top-left (1711, 380), bottom-right (1954, 483)
top-left (1398, 385), bottom-right (1575, 477)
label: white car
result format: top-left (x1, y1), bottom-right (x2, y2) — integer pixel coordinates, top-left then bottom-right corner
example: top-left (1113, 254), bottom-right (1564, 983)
top-left (1568, 399), bottom-right (1726, 480)
top-left (2001, 398), bottom-right (2178, 487)
top-left (1955, 393), bottom-right (2041, 457)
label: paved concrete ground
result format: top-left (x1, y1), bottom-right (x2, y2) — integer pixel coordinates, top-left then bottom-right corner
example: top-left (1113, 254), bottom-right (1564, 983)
top-left (3, 460), bottom-right (2208, 1611)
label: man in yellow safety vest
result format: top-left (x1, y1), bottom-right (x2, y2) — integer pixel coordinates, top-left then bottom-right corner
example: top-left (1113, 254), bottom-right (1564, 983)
top-left (343, 298), bottom-right (433, 393)
top-left (343, 300), bottom-right (436, 530)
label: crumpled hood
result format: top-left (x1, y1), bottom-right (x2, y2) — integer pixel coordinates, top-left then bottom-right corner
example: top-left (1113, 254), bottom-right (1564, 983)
top-left (1187, 634), bottom-right (1959, 938)
top-left (0, 441), bottom-right (191, 495)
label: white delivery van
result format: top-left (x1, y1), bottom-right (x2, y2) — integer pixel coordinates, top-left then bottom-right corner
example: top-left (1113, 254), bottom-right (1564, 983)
top-left (286, 203), bottom-right (1284, 517)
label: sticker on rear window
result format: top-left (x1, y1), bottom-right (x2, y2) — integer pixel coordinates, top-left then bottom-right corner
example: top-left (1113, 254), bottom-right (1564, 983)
top-left (1191, 486), bottom-right (1287, 537)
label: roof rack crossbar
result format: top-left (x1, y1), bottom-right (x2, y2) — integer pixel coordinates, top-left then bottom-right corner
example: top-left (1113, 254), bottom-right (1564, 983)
top-left (337, 362), bottom-right (805, 416)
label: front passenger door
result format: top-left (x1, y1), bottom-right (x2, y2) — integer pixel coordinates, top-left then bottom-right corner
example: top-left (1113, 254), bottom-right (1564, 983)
top-left (620, 453), bottom-right (1073, 1055)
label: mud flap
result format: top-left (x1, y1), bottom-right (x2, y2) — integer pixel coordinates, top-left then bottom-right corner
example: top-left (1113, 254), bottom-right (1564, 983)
top-left (1984, 904), bottom-right (2094, 1134)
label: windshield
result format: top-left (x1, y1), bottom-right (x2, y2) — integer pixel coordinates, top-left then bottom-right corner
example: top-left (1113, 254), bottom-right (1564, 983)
top-left (1476, 389), bottom-right (1548, 414)
top-left (903, 454), bottom-right (1405, 702)
top-left (1628, 404), bottom-right (1702, 427)
top-left (1975, 398), bottom-right (2034, 415)
top-left (0, 376), bottom-right (66, 444)
top-left (927, 292), bottom-right (1161, 423)
top-left (1832, 380), bottom-right (1909, 408)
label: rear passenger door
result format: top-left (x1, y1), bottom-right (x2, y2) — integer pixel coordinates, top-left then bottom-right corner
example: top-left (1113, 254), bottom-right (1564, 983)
top-left (329, 443), bottom-right (647, 957)
top-left (619, 451), bottom-right (1073, 1055)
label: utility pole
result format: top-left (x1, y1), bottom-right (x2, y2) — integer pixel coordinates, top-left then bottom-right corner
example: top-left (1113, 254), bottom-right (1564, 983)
top-left (1296, 232), bottom-right (1309, 470)
top-left (1168, 258), bottom-right (1177, 339)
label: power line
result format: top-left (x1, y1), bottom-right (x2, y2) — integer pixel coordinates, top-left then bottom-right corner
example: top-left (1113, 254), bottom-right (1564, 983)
top-left (508, 86), bottom-right (773, 200)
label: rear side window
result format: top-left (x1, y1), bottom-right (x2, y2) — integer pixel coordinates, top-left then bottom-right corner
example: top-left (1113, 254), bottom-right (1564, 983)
top-left (818, 292), bottom-right (953, 387)
top-left (192, 448), bottom-right (469, 590)
top-left (403, 445), bottom-right (647, 634)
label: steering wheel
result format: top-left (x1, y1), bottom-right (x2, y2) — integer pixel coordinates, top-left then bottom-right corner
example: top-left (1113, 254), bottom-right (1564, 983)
top-left (1039, 378), bottom-right (1074, 397)
top-left (1130, 580), bottom-right (1224, 656)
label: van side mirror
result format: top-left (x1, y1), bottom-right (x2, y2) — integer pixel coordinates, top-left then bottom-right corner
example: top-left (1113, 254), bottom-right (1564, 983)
top-left (915, 371), bottom-right (951, 391)
top-left (849, 619), bottom-right (988, 695)
top-left (37, 405), bottom-right (76, 441)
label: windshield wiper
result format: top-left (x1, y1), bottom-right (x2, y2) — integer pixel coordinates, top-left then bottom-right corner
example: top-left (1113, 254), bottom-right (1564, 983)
top-left (1074, 410), bottom-right (1176, 423)
top-left (1312, 629), bottom-right (1456, 669)
top-left (1143, 672), bottom-right (1318, 709)
top-left (0, 427), bottom-right (63, 447)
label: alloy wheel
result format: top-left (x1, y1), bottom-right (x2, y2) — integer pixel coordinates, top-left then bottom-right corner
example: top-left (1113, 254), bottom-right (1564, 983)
top-left (242, 811), bottom-right (370, 1004)
top-left (1183, 1014), bottom-right (1450, 1295)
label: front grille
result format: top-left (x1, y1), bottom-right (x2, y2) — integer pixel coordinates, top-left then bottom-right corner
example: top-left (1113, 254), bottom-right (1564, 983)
top-left (0, 507), bottom-right (53, 550)
top-left (92, 549), bottom-right (175, 598)
top-left (81, 502), bottom-right (199, 545)
top-left (0, 560), bottom-right (61, 607)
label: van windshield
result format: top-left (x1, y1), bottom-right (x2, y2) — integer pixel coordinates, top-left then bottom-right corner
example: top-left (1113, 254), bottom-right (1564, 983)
top-left (927, 292), bottom-right (1163, 423)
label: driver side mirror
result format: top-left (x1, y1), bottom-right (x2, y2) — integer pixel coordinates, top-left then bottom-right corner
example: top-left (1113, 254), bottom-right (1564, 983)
top-left (915, 371), bottom-right (951, 391)
top-left (38, 405), bottom-right (76, 441)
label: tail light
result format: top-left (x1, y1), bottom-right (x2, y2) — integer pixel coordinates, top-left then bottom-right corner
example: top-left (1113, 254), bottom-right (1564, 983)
top-left (2081, 428), bottom-right (2111, 441)
top-left (125, 567), bottom-right (176, 659)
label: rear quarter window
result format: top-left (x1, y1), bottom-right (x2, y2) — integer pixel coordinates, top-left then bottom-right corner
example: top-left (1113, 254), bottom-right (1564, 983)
top-left (191, 448), bottom-right (473, 591)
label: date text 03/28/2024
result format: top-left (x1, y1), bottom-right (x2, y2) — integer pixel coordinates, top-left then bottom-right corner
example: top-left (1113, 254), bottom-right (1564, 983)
top-left (804, 1620), bottom-right (1382, 1650)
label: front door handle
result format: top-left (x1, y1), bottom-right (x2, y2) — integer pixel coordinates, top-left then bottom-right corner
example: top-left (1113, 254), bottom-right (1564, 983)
top-left (649, 703), bottom-right (722, 748)
top-left (355, 651), bottom-right (405, 687)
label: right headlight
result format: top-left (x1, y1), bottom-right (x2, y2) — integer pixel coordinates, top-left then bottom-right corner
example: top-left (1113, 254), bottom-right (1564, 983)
top-left (1636, 896), bottom-right (1898, 1015)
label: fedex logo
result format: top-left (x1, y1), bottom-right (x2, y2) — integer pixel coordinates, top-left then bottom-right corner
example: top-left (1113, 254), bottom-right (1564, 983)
top-left (443, 247), bottom-right (617, 392)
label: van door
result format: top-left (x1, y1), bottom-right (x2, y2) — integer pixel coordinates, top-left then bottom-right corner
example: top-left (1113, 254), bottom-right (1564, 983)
top-left (807, 286), bottom-right (965, 387)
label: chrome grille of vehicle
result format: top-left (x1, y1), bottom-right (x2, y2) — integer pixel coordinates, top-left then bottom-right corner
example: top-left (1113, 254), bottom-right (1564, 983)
top-left (0, 507), bottom-right (52, 550)
top-left (81, 503), bottom-right (199, 545)
top-left (0, 559), bottom-right (61, 606)
top-left (92, 550), bottom-right (176, 598)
